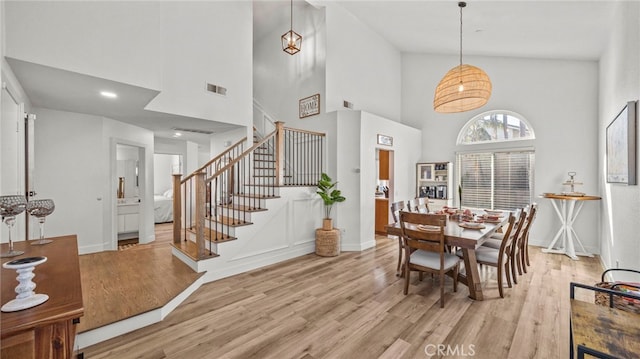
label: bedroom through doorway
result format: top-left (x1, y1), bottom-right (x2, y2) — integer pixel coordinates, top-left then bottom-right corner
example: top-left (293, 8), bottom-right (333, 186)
top-left (153, 153), bottom-right (183, 225)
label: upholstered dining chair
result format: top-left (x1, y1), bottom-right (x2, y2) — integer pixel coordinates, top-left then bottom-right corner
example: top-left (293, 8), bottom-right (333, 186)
top-left (415, 197), bottom-right (430, 213)
top-left (463, 212), bottom-right (522, 298)
top-left (406, 199), bottom-right (418, 212)
top-left (390, 201), bottom-right (406, 275)
top-left (517, 204), bottom-right (537, 274)
top-left (399, 212), bottom-right (460, 308)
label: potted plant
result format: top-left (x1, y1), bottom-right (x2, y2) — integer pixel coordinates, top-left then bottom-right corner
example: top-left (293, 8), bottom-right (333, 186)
top-left (317, 172), bottom-right (346, 230)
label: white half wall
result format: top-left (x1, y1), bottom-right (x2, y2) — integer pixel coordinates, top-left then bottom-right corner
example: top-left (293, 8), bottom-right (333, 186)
top-left (597, 1), bottom-right (640, 279)
top-left (402, 53), bottom-right (600, 254)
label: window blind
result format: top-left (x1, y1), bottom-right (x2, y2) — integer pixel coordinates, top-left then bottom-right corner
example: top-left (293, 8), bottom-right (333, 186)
top-left (458, 150), bottom-right (534, 211)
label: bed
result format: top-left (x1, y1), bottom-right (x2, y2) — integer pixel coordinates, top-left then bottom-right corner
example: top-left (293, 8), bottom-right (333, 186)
top-left (154, 190), bottom-right (174, 223)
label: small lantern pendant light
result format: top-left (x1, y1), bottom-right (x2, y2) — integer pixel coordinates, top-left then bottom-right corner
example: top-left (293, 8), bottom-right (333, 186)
top-left (282, 0), bottom-right (302, 55)
top-left (434, 2), bottom-right (492, 113)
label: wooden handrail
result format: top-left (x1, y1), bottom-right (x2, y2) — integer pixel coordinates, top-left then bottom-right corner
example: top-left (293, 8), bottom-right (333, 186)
top-left (204, 129), bottom-right (277, 185)
top-left (182, 137), bottom-right (246, 183)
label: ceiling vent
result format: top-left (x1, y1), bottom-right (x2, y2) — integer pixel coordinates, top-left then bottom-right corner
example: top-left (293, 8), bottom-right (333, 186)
top-left (172, 127), bottom-right (215, 135)
top-left (206, 83), bottom-right (227, 96)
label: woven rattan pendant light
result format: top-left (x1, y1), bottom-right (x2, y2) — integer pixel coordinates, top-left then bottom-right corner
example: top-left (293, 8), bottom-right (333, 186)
top-left (434, 2), bottom-right (491, 113)
top-left (282, 0), bottom-right (302, 55)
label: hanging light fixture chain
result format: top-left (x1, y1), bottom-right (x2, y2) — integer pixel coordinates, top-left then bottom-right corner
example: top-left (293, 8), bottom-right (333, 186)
top-left (290, 0), bottom-right (293, 31)
top-left (459, 2), bottom-right (464, 67)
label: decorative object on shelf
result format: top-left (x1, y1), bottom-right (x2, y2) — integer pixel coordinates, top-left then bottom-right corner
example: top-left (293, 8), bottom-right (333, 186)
top-left (1, 256), bottom-right (49, 312)
top-left (299, 93), bottom-right (320, 118)
top-left (434, 2), bottom-right (492, 113)
top-left (281, 0), bottom-right (302, 55)
top-left (118, 176), bottom-right (125, 198)
top-left (606, 100), bottom-right (637, 185)
top-left (316, 173), bottom-right (346, 230)
top-left (0, 195), bottom-right (27, 258)
top-left (562, 171), bottom-right (585, 196)
top-left (27, 199), bottom-right (55, 245)
top-left (377, 134), bottom-right (393, 146)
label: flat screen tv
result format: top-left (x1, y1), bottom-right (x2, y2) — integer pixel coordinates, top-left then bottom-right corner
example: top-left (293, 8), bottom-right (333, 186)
top-left (606, 100), bottom-right (637, 185)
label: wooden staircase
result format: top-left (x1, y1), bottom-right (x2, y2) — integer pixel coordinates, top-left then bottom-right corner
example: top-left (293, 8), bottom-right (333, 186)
top-left (172, 122), bottom-right (325, 262)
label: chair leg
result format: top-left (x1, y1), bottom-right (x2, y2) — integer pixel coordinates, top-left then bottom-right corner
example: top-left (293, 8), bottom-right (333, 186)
top-left (497, 264), bottom-right (504, 298)
top-left (517, 250), bottom-right (524, 275)
top-left (440, 272), bottom-right (445, 308)
top-left (403, 268), bottom-right (410, 295)
top-left (511, 252), bottom-right (518, 285)
top-left (396, 239), bottom-right (403, 276)
top-left (453, 265), bottom-right (459, 292)
top-left (505, 260), bottom-right (512, 288)
top-left (521, 245), bottom-right (528, 273)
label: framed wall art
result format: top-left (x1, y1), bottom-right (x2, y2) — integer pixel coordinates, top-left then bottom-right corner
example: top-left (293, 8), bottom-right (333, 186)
top-left (299, 94), bottom-right (320, 118)
top-left (606, 100), bottom-right (637, 185)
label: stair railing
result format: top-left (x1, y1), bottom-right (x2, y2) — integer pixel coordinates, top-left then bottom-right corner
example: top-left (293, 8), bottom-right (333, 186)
top-left (173, 122), bottom-right (325, 259)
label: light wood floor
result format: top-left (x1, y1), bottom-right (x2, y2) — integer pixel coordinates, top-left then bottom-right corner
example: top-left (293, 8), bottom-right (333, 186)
top-left (81, 233), bottom-right (603, 359)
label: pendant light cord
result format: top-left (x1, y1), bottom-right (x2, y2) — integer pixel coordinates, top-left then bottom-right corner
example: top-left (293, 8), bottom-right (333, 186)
top-left (459, 3), bottom-right (463, 67)
top-left (290, 0), bottom-right (293, 31)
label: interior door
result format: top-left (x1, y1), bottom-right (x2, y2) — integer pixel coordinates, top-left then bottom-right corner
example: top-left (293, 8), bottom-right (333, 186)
top-left (1, 84), bottom-right (27, 241)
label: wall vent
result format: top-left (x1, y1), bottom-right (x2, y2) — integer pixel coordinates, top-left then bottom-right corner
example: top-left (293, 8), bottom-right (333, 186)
top-left (206, 83), bottom-right (227, 96)
top-left (343, 100), bottom-right (354, 109)
top-left (172, 127), bottom-right (215, 135)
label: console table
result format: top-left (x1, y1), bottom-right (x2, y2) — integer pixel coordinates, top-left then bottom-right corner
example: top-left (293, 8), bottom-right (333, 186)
top-left (1, 235), bottom-right (84, 359)
top-left (540, 193), bottom-right (600, 260)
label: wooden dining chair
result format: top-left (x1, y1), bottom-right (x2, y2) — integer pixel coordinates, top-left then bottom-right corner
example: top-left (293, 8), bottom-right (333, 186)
top-left (521, 203), bottom-right (538, 271)
top-left (415, 197), bottom-right (430, 213)
top-left (400, 212), bottom-right (460, 308)
top-left (390, 201), bottom-right (406, 275)
top-left (517, 204), bottom-right (537, 274)
top-left (406, 199), bottom-right (418, 212)
top-left (464, 212), bottom-right (522, 298)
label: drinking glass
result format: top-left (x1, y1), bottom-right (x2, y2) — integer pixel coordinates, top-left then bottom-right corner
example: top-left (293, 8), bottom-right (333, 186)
top-left (27, 199), bottom-right (55, 245)
top-left (0, 195), bottom-right (27, 258)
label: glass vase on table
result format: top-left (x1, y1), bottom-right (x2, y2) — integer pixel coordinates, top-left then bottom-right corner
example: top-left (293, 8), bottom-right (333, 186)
top-left (27, 199), bottom-right (55, 245)
top-left (0, 195), bottom-right (27, 258)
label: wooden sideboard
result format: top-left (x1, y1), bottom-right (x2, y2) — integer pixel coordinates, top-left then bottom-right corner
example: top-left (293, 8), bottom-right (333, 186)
top-left (1, 235), bottom-right (84, 359)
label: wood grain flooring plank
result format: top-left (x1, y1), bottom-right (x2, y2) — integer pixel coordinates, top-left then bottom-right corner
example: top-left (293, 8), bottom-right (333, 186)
top-left (82, 235), bottom-right (603, 359)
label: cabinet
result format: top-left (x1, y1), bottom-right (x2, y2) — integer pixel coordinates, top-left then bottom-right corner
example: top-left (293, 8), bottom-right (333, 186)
top-left (117, 203), bottom-right (139, 239)
top-left (416, 162), bottom-right (453, 211)
top-left (375, 198), bottom-right (389, 234)
top-left (378, 150), bottom-right (389, 180)
top-left (1, 236), bottom-right (83, 359)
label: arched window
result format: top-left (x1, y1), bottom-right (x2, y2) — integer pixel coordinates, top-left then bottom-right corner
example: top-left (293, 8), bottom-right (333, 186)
top-left (457, 110), bottom-right (535, 145)
top-left (456, 111), bottom-right (536, 211)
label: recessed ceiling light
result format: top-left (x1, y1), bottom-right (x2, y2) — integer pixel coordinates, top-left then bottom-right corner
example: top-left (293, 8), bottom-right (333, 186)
top-left (100, 91), bottom-right (117, 98)
top-left (173, 132), bottom-right (182, 137)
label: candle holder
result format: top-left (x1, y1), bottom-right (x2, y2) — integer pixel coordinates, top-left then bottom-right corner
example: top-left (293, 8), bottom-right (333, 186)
top-left (0, 195), bottom-right (27, 258)
top-left (1, 256), bottom-right (49, 312)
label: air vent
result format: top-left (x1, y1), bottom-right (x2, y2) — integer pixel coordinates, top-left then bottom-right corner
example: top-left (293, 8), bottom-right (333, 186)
top-left (172, 127), bottom-right (215, 135)
top-left (343, 100), bottom-right (354, 109)
top-left (206, 83), bottom-right (227, 96)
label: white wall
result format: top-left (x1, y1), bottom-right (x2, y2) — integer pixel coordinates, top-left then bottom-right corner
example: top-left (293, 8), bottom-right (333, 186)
top-left (32, 108), bottom-right (155, 254)
top-left (5, 1), bottom-right (253, 128)
top-left (334, 111), bottom-right (422, 251)
top-left (153, 154), bottom-right (175, 195)
top-left (253, 1), bottom-right (326, 128)
top-left (598, 1), bottom-right (640, 279)
top-left (403, 54), bottom-right (600, 254)
top-left (325, 3), bottom-right (402, 121)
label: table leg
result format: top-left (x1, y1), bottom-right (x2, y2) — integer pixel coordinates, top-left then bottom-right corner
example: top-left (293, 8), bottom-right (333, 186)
top-left (458, 247), bottom-right (483, 301)
top-left (542, 199), bottom-right (593, 260)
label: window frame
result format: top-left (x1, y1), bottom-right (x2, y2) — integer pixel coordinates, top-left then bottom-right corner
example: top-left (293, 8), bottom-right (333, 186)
top-left (456, 110), bottom-right (536, 146)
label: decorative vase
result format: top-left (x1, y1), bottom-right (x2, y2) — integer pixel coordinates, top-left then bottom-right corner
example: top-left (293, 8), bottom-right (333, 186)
top-left (118, 177), bottom-right (125, 198)
top-left (322, 218), bottom-right (332, 230)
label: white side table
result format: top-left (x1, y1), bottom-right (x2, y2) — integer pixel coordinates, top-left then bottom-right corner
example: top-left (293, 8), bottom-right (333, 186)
top-left (540, 193), bottom-right (601, 260)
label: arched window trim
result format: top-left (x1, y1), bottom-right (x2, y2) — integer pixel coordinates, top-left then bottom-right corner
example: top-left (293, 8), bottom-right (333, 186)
top-left (456, 110), bottom-right (536, 145)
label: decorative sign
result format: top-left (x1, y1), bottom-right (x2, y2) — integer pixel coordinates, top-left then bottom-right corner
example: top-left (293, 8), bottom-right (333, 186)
top-left (377, 134), bottom-right (393, 146)
top-left (299, 94), bottom-right (320, 118)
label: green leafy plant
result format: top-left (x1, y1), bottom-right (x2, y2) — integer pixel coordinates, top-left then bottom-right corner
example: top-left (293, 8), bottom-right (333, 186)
top-left (317, 173), bottom-right (346, 219)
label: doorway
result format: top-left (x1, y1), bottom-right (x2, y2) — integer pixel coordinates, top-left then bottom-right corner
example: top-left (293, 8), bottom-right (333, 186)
top-left (375, 148), bottom-right (394, 236)
top-left (111, 140), bottom-right (147, 250)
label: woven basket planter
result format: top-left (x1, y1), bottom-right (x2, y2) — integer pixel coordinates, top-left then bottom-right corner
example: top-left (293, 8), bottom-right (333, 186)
top-left (315, 228), bottom-right (340, 257)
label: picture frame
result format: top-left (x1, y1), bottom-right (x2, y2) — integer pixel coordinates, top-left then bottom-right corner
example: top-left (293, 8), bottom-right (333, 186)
top-left (377, 134), bottom-right (393, 146)
top-left (299, 94), bottom-right (320, 118)
top-left (606, 100), bottom-right (637, 185)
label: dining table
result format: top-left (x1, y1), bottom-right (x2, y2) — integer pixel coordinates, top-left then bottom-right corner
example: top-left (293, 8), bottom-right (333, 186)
top-left (385, 210), bottom-right (510, 301)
